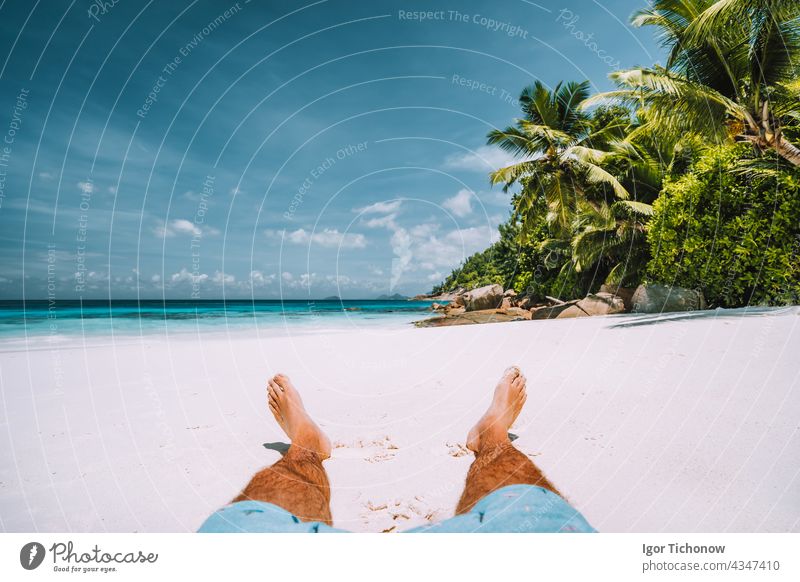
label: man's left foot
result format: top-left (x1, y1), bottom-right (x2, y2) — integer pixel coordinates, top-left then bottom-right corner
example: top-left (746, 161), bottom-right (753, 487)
top-left (267, 374), bottom-right (332, 459)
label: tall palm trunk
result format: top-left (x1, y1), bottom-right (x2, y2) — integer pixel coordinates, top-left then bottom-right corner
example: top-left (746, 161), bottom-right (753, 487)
top-left (772, 136), bottom-right (800, 167)
top-left (741, 115), bottom-right (800, 166)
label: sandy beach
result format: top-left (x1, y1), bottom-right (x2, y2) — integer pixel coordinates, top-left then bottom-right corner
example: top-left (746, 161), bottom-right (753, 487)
top-left (1, 308), bottom-right (798, 533)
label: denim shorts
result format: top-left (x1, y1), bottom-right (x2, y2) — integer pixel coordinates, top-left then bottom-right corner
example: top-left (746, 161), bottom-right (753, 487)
top-left (197, 484), bottom-right (596, 533)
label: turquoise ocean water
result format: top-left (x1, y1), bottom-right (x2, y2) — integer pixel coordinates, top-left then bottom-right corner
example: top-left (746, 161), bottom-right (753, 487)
top-left (0, 299), bottom-right (440, 340)
top-left (1, 300), bottom-right (794, 345)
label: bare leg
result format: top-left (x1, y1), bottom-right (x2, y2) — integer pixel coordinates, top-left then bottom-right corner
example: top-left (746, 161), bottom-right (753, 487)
top-left (455, 367), bottom-right (560, 514)
top-left (233, 374), bottom-right (334, 525)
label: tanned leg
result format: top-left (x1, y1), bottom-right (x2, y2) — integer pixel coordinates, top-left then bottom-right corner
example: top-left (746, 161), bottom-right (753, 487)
top-left (233, 373), bottom-right (334, 525)
top-left (455, 367), bottom-right (560, 514)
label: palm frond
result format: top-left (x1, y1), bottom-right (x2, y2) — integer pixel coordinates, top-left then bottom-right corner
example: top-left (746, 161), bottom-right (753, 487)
top-left (519, 81), bottom-right (559, 127)
top-left (575, 157), bottom-right (631, 200)
top-left (615, 200), bottom-right (655, 216)
top-left (487, 126), bottom-right (545, 157)
top-left (585, 68), bottom-right (744, 143)
top-left (517, 120), bottom-right (573, 147)
top-left (489, 160), bottom-right (541, 191)
top-left (686, 0), bottom-right (800, 43)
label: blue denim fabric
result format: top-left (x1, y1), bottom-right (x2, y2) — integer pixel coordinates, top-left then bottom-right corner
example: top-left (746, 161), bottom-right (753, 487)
top-left (198, 484), bottom-right (595, 533)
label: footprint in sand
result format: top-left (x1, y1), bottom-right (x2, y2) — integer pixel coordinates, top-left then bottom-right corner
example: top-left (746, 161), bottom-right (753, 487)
top-left (361, 496), bottom-right (441, 532)
top-left (332, 435), bottom-right (399, 463)
top-left (446, 442), bottom-right (470, 457)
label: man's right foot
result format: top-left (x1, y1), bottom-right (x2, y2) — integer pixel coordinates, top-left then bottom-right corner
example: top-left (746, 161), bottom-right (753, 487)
top-left (466, 367), bottom-right (527, 453)
top-left (268, 373), bottom-right (332, 459)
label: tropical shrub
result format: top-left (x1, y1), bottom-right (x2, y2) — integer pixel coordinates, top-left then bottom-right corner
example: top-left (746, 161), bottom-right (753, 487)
top-left (432, 209), bottom-right (591, 301)
top-left (430, 246), bottom-right (505, 294)
top-left (647, 145), bottom-right (800, 306)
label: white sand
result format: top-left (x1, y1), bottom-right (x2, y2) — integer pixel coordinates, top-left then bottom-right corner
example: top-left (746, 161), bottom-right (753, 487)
top-left (1, 308), bottom-right (798, 533)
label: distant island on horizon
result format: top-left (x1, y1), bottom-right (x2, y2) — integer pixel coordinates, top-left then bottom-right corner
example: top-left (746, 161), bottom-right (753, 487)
top-left (375, 293), bottom-right (409, 301)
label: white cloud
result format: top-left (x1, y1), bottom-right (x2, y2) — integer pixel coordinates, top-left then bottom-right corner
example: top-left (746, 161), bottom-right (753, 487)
top-left (356, 200), bottom-right (402, 215)
top-left (388, 223), bottom-right (499, 287)
top-left (278, 272), bottom-right (313, 290)
top-left (417, 226), bottom-right (499, 269)
top-left (355, 200), bottom-right (403, 230)
top-left (250, 270), bottom-right (275, 287)
top-left (357, 195), bottom-right (500, 289)
top-left (409, 223), bottom-right (439, 237)
top-left (286, 229), bottom-right (309, 245)
top-left (170, 268), bottom-right (208, 284)
top-left (447, 225), bottom-right (500, 247)
top-left (390, 228), bottom-right (413, 291)
top-left (212, 271), bottom-right (235, 284)
top-left (442, 189), bottom-right (474, 217)
top-left (155, 219), bottom-right (198, 238)
top-left (77, 181), bottom-right (95, 194)
top-left (172, 219), bottom-right (200, 236)
top-left (363, 213), bottom-right (398, 229)
top-left (154, 219), bottom-right (219, 238)
top-left (325, 274), bottom-right (353, 286)
top-left (443, 145), bottom-right (519, 172)
top-left (285, 228), bottom-right (367, 249)
top-left (298, 273), bottom-right (313, 289)
top-left (39, 172), bottom-right (53, 180)
top-left (277, 270), bottom-right (360, 293)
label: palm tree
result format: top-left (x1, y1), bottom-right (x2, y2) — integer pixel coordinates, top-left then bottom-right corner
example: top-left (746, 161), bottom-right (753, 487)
top-left (585, 0), bottom-right (800, 165)
top-left (487, 81), bottom-right (630, 238)
top-left (558, 111), bottom-right (702, 286)
top-left (562, 130), bottom-right (681, 286)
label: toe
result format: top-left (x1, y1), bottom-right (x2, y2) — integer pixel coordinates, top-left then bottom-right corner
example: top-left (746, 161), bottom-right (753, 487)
top-left (274, 374), bottom-right (289, 390)
top-left (269, 402), bottom-right (282, 420)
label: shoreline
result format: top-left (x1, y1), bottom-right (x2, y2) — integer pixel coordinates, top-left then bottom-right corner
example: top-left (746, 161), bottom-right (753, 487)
top-left (0, 304), bottom-right (794, 348)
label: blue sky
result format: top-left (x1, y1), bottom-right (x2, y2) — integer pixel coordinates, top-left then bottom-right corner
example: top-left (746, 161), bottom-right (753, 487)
top-left (0, 0), bottom-right (661, 299)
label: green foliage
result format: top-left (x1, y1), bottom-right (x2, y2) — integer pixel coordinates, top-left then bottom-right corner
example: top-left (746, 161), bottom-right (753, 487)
top-left (432, 215), bottom-right (533, 295)
top-left (433, 0), bottom-right (800, 306)
top-left (587, 0), bottom-right (800, 166)
top-left (433, 203), bottom-right (601, 301)
top-left (430, 246), bottom-right (504, 294)
top-left (647, 145), bottom-right (800, 306)
top-left (487, 81), bottom-right (631, 237)
top-left (433, 103), bottom-right (660, 300)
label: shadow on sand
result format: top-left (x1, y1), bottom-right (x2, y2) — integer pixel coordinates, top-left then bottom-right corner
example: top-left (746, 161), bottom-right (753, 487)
top-left (262, 441), bottom-right (290, 455)
top-left (606, 306), bottom-right (797, 329)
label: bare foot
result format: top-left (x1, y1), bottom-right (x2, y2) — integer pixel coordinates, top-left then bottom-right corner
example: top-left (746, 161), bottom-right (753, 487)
top-left (466, 366), bottom-right (527, 453)
top-left (268, 373), bottom-right (332, 459)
